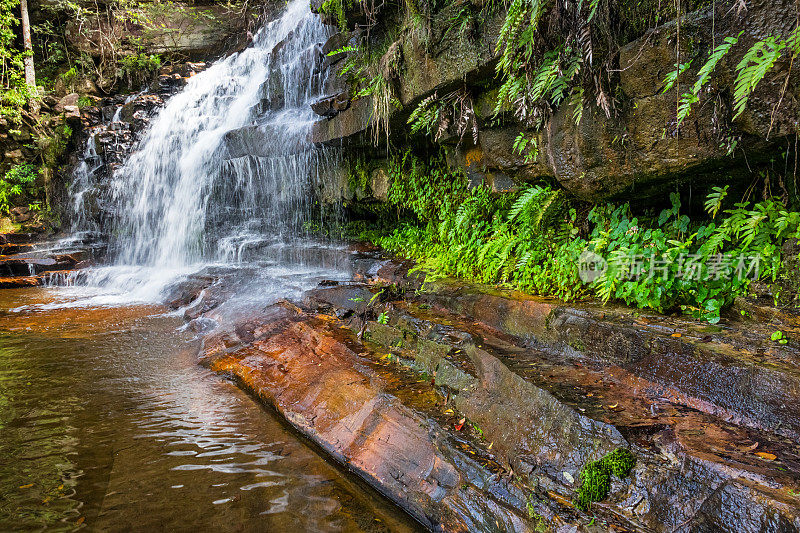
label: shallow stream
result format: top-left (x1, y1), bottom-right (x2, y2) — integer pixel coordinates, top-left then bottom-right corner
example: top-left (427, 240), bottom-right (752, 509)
top-left (0, 287), bottom-right (419, 532)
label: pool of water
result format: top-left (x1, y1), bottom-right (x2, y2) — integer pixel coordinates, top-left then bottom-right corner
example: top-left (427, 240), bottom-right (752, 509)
top-left (0, 287), bottom-right (420, 532)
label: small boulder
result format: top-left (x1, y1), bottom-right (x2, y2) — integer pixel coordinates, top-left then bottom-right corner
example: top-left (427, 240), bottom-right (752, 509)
top-left (76, 78), bottom-right (100, 96)
top-left (55, 93), bottom-right (80, 113)
top-left (310, 93), bottom-right (351, 118)
top-left (63, 105), bottom-right (82, 125)
top-left (3, 149), bottom-right (23, 163)
top-left (10, 206), bottom-right (31, 223)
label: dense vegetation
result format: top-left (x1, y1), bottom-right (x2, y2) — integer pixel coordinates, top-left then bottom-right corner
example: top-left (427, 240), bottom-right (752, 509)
top-left (327, 0), bottom-right (800, 322)
top-left (350, 151), bottom-right (799, 323)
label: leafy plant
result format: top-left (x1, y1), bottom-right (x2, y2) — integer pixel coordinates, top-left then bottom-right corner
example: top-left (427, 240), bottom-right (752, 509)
top-left (0, 163), bottom-right (38, 214)
top-left (408, 88), bottom-right (477, 144)
top-left (733, 35), bottom-right (786, 119)
top-left (116, 52), bottom-right (162, 87)
top-left (512, 132), bottom-right (539, 163)
top-left (771, 330), bottom-right (788, 344)
top-left (360, 150), bottom-right (800, 323)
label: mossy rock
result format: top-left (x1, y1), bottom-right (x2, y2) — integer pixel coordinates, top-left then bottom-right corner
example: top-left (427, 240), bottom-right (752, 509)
top-left (576, 448), bottom-right (636, 510)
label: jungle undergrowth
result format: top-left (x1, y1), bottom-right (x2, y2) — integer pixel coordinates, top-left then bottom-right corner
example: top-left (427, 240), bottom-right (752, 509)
top-left (350, 151), bottom-right (800, 323)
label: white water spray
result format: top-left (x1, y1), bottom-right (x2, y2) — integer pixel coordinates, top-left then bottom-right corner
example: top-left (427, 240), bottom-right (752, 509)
top-left (57, 0), bottom-right (347, 304)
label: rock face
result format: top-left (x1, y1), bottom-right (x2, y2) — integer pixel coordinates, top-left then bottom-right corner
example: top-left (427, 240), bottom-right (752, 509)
top-left (309, 0), bottom-right (800, 203)
top-left (173, 249), bottom-right (800, 532)
top-left (63, 4), bottom-right (255, 60)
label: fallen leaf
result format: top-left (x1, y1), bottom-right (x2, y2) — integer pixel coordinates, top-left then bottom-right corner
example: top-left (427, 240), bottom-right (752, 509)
top-left (608, 403), bottom-right (619, 409)
top-left (563, 471), bottom-right (575, 484)
top-left (546, 490), bottom-right (575, 508)
top-left (671, 332), bottom-right (682, 338)
top-left (18, 484), bottom-right (33, 489)
top-left (76, 517), bottom-right (85, 526)
top-left (742, 441), bottom-right (759, 452)
top-left (487, 442), bottom-right (493, 450)
top-left (454, 418), bottom-right (465, 431)
top-left (444, 408), bottom-right (454, 415)
top-left (755, 452), bottom-right (777, 461)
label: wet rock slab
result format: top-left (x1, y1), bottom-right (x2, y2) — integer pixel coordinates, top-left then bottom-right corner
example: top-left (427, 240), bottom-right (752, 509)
top-left (0, 233), bottom-right (96, 287)
top-left (178, 250), bottom-right (800, 532)
top-left (198, 306), bottom-right (541, 532)
top-left (374, 260), bottom-right (800, 441)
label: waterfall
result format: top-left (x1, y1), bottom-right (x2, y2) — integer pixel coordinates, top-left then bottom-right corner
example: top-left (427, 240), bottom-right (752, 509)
top-left (58, 0), bottom-right (347, 303)
top-left (68, 133), bottom-right (102, 236)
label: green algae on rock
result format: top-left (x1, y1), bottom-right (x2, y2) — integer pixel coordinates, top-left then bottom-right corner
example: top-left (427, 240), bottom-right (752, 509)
top-left (576, 448), bottom-right (637, 510)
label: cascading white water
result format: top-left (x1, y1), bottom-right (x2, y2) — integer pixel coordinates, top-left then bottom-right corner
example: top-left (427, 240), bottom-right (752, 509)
top-left (56, 0), bottom-right (349, 304)
top-left (111, 0), bottom-right (331, 267)
top-left (68, 133), bottom-right (102, 235)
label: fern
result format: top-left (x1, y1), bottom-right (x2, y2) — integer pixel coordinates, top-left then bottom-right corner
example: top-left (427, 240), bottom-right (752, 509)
top-left (733, 35), bottom-right (786, 118)
top-left (661, 60), bottom-right (693, 94)
top-left (326, 45), bottom-right (359, 57)
top-left (508, 185), bottom-right (544, 222)
top-left (692, 35), bottom-right (740, 95)
top-left (675, 34), bottom-right (740, 125)
top-left (570, 87), bottom-right (584, 126)
top-left (704, 186), bottom-right (729, 218)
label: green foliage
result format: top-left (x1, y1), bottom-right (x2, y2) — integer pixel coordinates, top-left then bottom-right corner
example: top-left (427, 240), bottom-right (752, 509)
top-left (512, 132), bottom-right (539, 163)
top-left (374, 155), bottom-right (583, 298)
top-left (386, 150), bottom-right (468, 220)
top-left (0, 163), bottom-right (38, 214)
top-left (588, 191), bottom-right (799, 322)
top-left (407, 88), bottom-right (477, 144)
top-left (661, 60), bottom-right (693, 94)
top-left (319, 0), bottom-right (352, 31)
top-left (771, 330), bottom-right (788, 344)
top-left (495, 42), bottom-right (582, 128)
top-left (576, 460), bottom-right (610, 511)
top-left (38, 122), bottom-right (72, 168)
top-left (671, 34), bottom-right (740, 126)
top-left (348, 157), bottom-right (371, 193)
top-left (576, 448), bottom-right (635, 510)
top-left (0, 0), bottom-right (36, 122)
top-left (704, 185), bottom-right (728, 219)
top-left (326, 45), bottom-right (358, 57)
top-left (601, 448), bottom-right (636, 478)
top-left (663, 26), bottom-right (800, 127)
top-left (117, 52), bottom-right (162, 87)
top-left (363, 151), bottom-right (800, 323)
top-left (733, 35), bottom-right (786, 119)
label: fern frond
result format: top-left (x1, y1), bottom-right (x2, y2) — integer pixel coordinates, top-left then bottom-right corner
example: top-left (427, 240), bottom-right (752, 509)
top-left (733, 36), bottom-right (786, 118)
top-left (704, 185), bottom-right (729, 218)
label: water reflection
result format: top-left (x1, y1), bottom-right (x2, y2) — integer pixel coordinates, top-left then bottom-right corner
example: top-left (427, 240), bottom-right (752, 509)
top-left (0, 288), bottom-right (419, 532)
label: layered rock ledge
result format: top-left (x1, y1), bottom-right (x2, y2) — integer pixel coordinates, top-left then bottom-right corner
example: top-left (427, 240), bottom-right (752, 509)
top-left (170, 248), bottom-right (800, 533)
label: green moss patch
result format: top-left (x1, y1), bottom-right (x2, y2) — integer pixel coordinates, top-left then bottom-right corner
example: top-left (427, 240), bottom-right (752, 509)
top-left (576, 448), bottom-right (636, 510)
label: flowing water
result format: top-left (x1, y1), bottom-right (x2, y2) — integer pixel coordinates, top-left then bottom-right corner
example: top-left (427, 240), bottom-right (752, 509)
top-left (59, 0), bottom-right (346, 303)
top-left (0, 289), bottom-right (418, 532)
top-left (0, 0), bottom-right (421, 530)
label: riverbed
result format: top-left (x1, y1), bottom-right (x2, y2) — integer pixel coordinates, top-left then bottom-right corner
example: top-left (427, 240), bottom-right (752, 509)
top-left (0, 287), bottom-right (420, 532)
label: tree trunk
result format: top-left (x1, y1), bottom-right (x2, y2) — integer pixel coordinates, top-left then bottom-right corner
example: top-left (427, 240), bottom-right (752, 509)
top-left (19, 0), bottom-right (39, 112)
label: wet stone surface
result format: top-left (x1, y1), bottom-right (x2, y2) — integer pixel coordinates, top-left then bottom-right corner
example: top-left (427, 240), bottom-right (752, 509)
top-left (173, 250), bottom-right (800, 532)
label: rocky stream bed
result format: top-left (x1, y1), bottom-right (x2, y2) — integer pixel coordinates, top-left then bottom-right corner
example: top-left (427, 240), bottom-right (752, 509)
top-left (2, 219), bottom-right (800, 533)
top-left (3, 241), bottom-right (786, 532)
